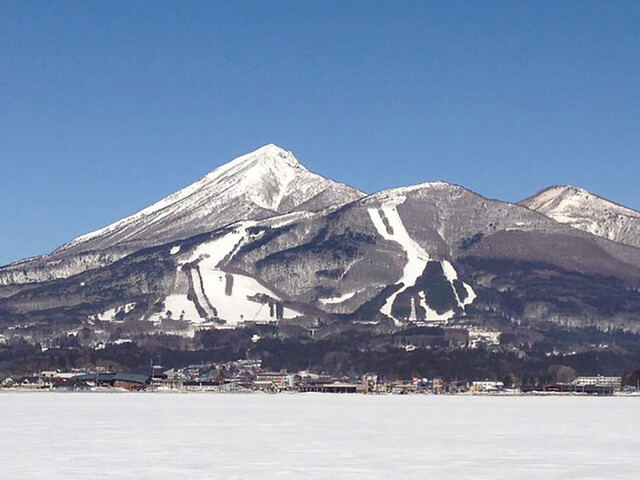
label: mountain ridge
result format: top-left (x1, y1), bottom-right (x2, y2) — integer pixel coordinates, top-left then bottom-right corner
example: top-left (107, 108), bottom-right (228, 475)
top-left (0, 144), bottom-right (364, 285)
top-left (520, 185), bottom-right (640, 249)
top-left (0, 145), bottom-right (639, 344)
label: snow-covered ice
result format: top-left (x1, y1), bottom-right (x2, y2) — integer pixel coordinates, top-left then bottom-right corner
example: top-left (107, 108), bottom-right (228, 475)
top-left (0, 393), bottom-right (638, 479)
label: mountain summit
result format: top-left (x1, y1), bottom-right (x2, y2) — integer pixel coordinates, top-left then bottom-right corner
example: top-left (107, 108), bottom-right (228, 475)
top-left (0, 144), bottom-right (363, 284)
top-left (57, 144), bottom-right (363, 254)
top-left (521, 185), bottom-right (640, 249)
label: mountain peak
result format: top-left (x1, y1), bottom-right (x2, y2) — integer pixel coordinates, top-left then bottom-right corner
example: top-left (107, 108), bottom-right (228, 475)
top-left (521, 185), bottom-right (638, 216)
top-left (47, 145), bottom-right (363, 261)
top-left (209, 144), bottom-right (301, 177)
top-left (521, 185), bottom-right (640, 248)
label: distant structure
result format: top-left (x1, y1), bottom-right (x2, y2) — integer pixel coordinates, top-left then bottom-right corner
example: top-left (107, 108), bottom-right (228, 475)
top-left (573, 376), bottom-right (622, 391)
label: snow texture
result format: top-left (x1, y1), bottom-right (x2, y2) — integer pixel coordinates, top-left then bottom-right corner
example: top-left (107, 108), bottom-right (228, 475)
top-left (522, 185), bottom-right (640, 248)
top-left (368, 200), bottom-right (431, 323)
top-left (1, 393), bottom-right (639, 479)
top-left (319, 291), bottom-right (357, 305)
top-left (368, 198), bottom-right (474, 323)
top-left (179, 225), bottom-right (299, 324)
top-left (148, 295), bottom-right (201, 323)
top-left (56, 144), bottom-right (364, 255)
top-left (93, 302), bottom-right (137, 322)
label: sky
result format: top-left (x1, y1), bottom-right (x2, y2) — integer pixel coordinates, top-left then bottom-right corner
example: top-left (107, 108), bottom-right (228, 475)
top-left (1, 1), bottom-right (639, 265)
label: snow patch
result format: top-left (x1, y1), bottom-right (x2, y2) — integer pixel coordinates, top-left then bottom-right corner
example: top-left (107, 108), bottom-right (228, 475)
top-left (193, 269), bottom-right (299, 325)
top-left (319, 291), bottom-right (357, 305)
top-left (441, 260), bottom-right (476, 308)
top-left (368, 201), bottom-right (476, 323)
top-left (93, 302), bottom-right (137, 322)
top-left (368, 201), bottom-right (430, 324)
top-left (149, 294), bottom-right (201, 323)
top-left (173, 225), bottom-right (300, 326)
top-left (418, 292), bottom-right (455, 323)
top-left (186, 227), bottom-right (248, 267)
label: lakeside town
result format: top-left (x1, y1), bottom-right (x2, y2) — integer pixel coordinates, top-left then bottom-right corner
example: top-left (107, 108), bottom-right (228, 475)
top-left (2, 359), bottom-right (638, 396)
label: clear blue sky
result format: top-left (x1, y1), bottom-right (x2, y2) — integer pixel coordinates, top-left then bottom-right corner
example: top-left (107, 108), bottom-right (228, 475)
top-left (1, 1), bottom-right (639, 265)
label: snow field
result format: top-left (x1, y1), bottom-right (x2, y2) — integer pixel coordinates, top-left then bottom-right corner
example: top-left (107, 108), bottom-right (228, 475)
top-left (183, 226), bottom-right (300, 324)
top-left (2, 394), bottom-right (639, 480)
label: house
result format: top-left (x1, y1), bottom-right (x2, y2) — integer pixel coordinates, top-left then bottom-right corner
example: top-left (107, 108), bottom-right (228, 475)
top-left (468, 329), bottom-right (501, 348)
top-left (151, 369), bottom-right (184, 390)
top-left (41, 371), bottom-right (84, 380)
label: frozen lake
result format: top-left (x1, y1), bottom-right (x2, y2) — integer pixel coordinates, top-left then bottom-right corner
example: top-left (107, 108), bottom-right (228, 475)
top-left (1, 393), bottom-right (638, 479)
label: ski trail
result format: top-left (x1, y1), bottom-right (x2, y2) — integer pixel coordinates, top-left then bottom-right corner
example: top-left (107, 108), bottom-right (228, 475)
top-left (368, 204), bottom-right (430, 323)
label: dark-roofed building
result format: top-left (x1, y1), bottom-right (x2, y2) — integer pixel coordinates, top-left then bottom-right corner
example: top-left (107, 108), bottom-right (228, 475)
top-left (72, 372), bottom-right (150, 390)
top-left (113, 373), bottom-right (151, 391)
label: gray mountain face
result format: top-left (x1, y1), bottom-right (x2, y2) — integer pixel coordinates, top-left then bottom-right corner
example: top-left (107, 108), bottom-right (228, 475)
top-left (2, 171), bottom-right (639, 339)
top-left (0, 145), bottom-right (364, 285)
top-left (521, 186), bottom-right (640, 249)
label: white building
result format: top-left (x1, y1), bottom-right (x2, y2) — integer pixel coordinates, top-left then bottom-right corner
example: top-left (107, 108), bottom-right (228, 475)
top-left (471, 381), bottom-right (504, 392)
top-left (573, 376), bottom-right (622, 390)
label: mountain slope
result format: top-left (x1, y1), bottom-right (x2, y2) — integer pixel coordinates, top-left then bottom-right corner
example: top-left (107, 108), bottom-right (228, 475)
top-left (57, 143), bottom-right (363, 254)
top-left (0, 144), bottom-right (364, 285)
top-left (2, 147), bottom-right (640, 344)
top-left (4, 180), bottom-right (639, 338)
top-left (521, 186), bottom-right (640, 249)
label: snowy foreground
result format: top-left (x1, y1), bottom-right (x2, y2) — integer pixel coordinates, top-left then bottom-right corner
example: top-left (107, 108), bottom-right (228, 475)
top-left (1, 393), bottom-right (638, 479)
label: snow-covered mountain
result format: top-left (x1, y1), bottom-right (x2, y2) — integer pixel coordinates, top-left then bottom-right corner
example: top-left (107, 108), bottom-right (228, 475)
top-left (1, 146), bottom-right (640, 339)
top-left (58, 144), bottom-right (363, 254)
top-left (0, 144), bottom-right (363, 285)
top-left (521, 186), bottom-right (640, 249)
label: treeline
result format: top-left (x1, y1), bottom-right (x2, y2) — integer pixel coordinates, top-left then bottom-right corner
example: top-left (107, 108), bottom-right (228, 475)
top-left (2, 329), bottom-right (640, 385)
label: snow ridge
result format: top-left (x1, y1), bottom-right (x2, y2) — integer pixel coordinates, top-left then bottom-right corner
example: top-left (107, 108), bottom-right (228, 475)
top-left (54, 144), bottom-right (364, 257)
top-left (521, 186), bottom-right (640, 249)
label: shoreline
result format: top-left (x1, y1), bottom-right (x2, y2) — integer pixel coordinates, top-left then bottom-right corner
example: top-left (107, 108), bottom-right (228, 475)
top-left (1, 388), bottom-right (639, 397)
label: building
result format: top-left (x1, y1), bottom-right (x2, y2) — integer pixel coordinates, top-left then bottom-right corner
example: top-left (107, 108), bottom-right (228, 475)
top-left (254, 371), bottom-right (299, 391)
top-left (1, 376), bottom-right (15, 388)
top-left (298, 380), bottom-right (361, 393)
top-left (471, 381), bottom-right (504, 392)
top-left (73, 372), bottom-right (151, 390)
top-left (41, 371), bottom-right (83, 380)
top-left (573, 376), bottom-right (622, 391)
top-left (112, 373), bottom-right (151, 391)
top-left (393, 327), bottom-right (469, 349)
